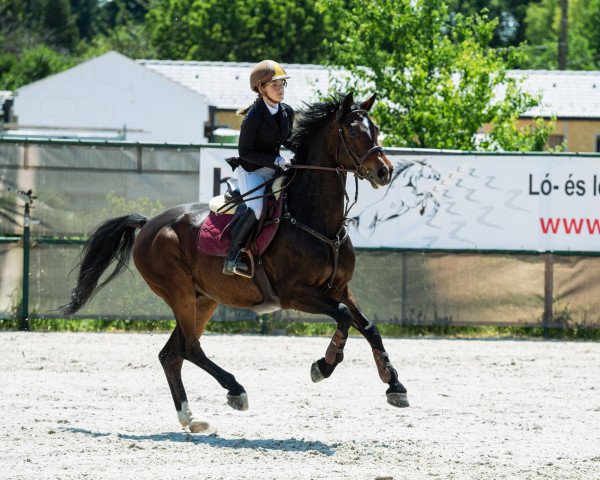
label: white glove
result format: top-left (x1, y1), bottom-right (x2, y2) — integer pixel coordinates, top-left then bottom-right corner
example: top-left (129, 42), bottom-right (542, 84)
top-left (274, 156), bottom-right (292, 171)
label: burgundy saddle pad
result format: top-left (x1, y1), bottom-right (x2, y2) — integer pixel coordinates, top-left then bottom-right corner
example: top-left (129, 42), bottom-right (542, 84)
top-left (197, 195), bottom-right (284, 257)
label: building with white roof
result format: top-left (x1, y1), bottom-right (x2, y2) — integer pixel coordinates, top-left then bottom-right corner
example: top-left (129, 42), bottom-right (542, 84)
top-left (7, 51), bottom-right (210, 143)
top-left (503, 70), bottom-right (600, 151)
top-left (138, 60), bottom-right (332, 110)
top-left (510, 70), bottom-right (600, 119)
top-left (138, 59), bottom-right (335, 136)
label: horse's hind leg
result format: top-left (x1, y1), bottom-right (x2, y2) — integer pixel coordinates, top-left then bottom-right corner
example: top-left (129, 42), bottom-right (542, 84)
top-left (171, 293), bottom-right (249, 412)
top-left (158, 325), bottom-right (209, 432)
top-left (344, 289), bottom-right (409, 408)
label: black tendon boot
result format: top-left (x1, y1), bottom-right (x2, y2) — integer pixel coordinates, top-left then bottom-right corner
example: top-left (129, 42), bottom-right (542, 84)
top-left (222, 207), bottom-right (257, 275)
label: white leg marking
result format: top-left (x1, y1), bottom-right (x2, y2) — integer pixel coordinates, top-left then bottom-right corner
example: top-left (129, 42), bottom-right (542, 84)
top-left (177, 401), bottom-right (193, 427)
top-left (177, 401), bottom-right (210, 432)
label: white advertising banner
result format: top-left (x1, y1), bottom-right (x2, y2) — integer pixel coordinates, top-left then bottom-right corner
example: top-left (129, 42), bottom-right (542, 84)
top-left (200, 147), bottom-right (600, 252)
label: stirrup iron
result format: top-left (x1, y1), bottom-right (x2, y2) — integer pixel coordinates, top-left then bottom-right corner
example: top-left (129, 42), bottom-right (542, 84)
top-left (233, 248), bottom-right (255, 279)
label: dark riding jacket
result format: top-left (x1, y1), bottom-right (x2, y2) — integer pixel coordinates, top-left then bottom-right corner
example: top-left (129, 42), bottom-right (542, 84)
top-left (229, 99), bottom-right (295, 172)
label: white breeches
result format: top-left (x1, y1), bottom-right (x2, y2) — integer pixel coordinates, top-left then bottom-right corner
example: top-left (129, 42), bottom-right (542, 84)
top-left (237, 167), bottom-right (274, 220)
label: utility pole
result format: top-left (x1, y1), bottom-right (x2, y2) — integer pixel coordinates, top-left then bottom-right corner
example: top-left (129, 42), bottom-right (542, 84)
top-left (559, 0), bottom-right (568, 69)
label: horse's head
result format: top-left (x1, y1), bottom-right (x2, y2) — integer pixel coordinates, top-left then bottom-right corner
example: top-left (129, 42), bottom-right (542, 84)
top-left (334, 92), bottom-right (393, 188)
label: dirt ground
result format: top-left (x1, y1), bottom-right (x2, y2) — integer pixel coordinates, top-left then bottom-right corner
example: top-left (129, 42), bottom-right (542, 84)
top-left (1, 332), bottom-right (599, 480)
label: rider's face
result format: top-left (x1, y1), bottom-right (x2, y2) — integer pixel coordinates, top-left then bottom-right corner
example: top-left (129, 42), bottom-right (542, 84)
top-left (260, 80), bottom-right (286, 103)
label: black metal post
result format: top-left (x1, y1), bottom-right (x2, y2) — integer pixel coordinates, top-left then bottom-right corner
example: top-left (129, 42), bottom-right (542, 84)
top-left (20, 202), bottom-right (31, 331)
top-left (543, 254), bottom-right (554, 338)
top-left (401, 252), bottom-right (407, 323)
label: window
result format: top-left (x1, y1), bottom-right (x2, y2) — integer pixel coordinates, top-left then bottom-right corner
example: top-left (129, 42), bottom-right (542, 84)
top-left (547, 134), bottom-right (565, 149)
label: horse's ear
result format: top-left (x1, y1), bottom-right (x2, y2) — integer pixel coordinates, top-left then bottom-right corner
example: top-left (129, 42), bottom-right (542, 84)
top-left (361, 93), bottom-right (376, 112)
top-left (337, 92), bottom-right (354, 122)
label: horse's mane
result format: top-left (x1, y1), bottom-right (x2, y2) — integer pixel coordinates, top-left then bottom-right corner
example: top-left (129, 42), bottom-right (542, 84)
top-left (288, 94), bottom-right (358, 158)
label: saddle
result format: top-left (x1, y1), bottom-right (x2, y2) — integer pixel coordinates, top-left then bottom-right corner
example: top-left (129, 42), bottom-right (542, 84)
top-left (197, 177), bottom-right (285, 314)
top-left (198, 177), bottom-right (284, 258)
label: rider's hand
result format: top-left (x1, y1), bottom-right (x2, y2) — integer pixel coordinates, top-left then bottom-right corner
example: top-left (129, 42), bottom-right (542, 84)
top-left (274, 156), bottom-right (292, 171)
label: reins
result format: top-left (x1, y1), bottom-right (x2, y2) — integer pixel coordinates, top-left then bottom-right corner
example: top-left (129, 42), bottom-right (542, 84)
top-left (216, 171), bottom-right (295, 213)
top-left (219, 106), bottom-right (383, 291)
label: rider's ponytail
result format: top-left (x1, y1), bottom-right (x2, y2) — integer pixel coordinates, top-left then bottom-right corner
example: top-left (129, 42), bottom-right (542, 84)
top-left (237, 94), bottom-right (262, 116)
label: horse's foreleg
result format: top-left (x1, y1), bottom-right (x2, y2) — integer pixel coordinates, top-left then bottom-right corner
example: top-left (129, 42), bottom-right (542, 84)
top-left (344, 290), bottom-right (409, 408)
top-left (288, 290), bottom-right (354, 382)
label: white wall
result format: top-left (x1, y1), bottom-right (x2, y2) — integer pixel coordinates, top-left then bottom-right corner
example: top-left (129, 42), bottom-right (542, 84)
top-left (13, 52), bottom-right (209, 143)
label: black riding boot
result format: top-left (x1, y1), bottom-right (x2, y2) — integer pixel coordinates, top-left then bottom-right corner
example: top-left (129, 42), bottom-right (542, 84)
top-left (222, 208), bottom-right (257, 275)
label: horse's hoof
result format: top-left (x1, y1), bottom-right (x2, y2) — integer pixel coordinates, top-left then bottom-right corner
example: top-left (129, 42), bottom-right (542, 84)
top-left (387, 391), bottom-right (409, 408)
top-left (188, 420), bottom-right (210, 433)
top-left (310, 361), bottom-right (325, 383)
top-left (227, 392), bottom-right (249, 411)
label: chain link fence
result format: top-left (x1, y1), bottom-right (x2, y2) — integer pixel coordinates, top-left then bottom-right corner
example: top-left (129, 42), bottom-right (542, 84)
top-left (1, 139), bottom-right (599, 328)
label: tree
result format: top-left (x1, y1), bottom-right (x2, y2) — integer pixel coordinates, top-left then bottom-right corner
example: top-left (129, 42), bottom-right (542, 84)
top-left (0, 0), bottom-right (45, 55)
top-left (522, 0), bottom-right (600, 69)
top-left (100, 0), bottom-right (154, 29)
top-left (0, 45), bottom-right (75, 90)
top-left (81, 23), bottom-right (158, 61)
top-left (40, 0), bottom-right (79, 51)
top-left (447, 0), bottom-right (530, 48)
top-left (325, 0), bottom-right (553, 151)
top-left (579, 0), bottom-right (600, 64)
top-left (70, 0), bottom-right (102, 41)
top-left (146, 0), bottom-right (335, 63)
top-left (0, 1), bottom-right (77, 89)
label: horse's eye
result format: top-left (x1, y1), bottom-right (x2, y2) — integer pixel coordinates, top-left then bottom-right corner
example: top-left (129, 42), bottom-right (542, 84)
top-left (348, 125), bottom-right (357, 136)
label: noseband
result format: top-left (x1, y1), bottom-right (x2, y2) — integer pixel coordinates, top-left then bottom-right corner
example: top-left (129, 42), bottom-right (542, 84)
top-left (336, 108), bottom-right (384, 178)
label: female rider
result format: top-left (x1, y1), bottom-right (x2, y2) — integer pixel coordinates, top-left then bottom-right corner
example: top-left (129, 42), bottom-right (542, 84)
top-left (223, 60), bottom-right (295, 275)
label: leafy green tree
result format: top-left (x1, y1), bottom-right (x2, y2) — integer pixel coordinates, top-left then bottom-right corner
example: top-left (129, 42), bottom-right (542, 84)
top-left (579, 0), bottom-right (600, 63)
top-left (100, 0), bottom-right (154, 29)
top-left (40, 0), bottom-right (79, 51)
top-left (71, 0), bottom-right (157, 60)
top-left (146, 0), bottom-right (335, 62)
top-left (447, 0), bottom-right (530, 48)
top-left (0, 45), bottom-right (75, 90)
top-left (6, 0), bottom-right (80, 52)
top-left (81, 23), bottom-right (158, 60)
top-left (523, 0), bottom-right (599, 69)
top-left (0, 0), bottom-right (44, 55)
top-left (325, 0), bottom-right (553, 151)
top-left (70, 0), bottom-right (102, 40)
top-left (0, 0), bottom-right (25, 22)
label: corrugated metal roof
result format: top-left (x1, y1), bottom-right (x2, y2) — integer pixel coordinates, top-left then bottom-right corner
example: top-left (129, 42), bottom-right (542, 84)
top-left (508, 70), bottom-right (600, 118)
top-left (139, 60), bottom-right (600, 119)
top-left (138, 60), bottom-right (334, 110)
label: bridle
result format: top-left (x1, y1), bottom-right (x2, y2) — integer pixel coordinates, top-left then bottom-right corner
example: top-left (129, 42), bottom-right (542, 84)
top-left (281, 108), bottom-right (385, 291)
top-left (219, 107), bottom-right (386, 291)
top-left (335, 108), bottom-right (384, 179)
top-left (290, 108), bottom-right (384, 176)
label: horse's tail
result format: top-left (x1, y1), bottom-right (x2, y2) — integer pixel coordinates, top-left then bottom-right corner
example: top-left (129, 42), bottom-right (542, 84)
top-left (60, 213), bottom-right (148, 315)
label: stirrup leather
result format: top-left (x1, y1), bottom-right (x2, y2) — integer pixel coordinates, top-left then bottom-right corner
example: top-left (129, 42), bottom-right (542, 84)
top-left (233, 248), bottom-right (255, 278)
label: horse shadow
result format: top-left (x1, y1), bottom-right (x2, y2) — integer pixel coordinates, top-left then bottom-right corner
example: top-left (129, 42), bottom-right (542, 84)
top-left (65, 427), bottom-right (338, 455)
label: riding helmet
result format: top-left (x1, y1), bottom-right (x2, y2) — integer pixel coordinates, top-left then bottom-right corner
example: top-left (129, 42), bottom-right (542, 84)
top-left (250, 60), bottom-right (290, 92)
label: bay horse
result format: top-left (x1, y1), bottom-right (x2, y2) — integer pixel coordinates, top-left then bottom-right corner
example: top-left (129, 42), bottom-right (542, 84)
top-left (62, 92), bottom-right (409, 432)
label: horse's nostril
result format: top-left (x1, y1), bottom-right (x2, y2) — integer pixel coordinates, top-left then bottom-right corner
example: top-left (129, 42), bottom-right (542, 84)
top-left (377, 166), bottom-right (389, 180)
